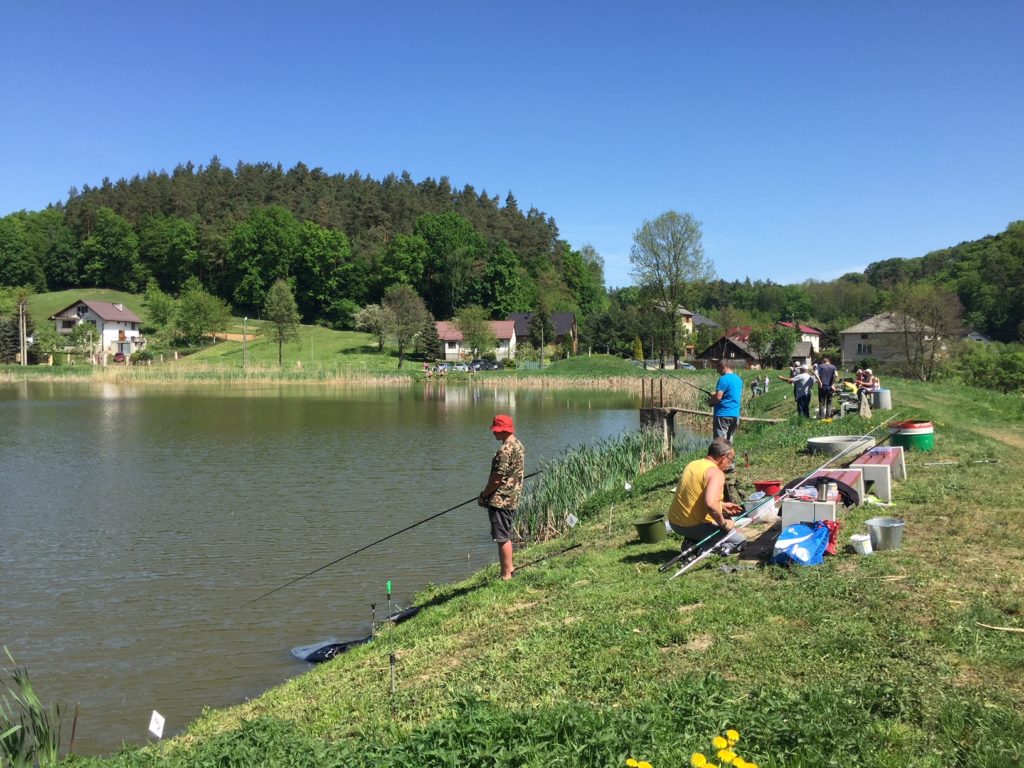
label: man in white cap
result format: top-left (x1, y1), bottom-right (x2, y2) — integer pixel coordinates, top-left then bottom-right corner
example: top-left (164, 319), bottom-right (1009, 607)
top-left (778, 365), bottom-right (815, 417)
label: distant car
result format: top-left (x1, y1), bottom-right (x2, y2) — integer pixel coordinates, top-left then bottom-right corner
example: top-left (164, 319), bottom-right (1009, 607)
top-left (677, 362), bottom-right (696, 370)
top-left (113, 352), bottom-right (126, 363)
top-left (452, 363), bottom-right (470, 372)
top-left (482, 360), bottom-right (501, 370)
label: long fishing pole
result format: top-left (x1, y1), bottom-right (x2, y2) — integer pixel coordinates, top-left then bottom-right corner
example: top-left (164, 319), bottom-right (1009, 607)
top-left (630, 359), bottom-right (714, 397)
top-left (664, 413), bottom-right (902, 577)
top-left (245, 470), bottom-right (542, 605)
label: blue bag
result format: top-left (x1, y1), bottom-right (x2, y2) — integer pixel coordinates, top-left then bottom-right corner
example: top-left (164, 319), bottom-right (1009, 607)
top-left (771, 522), bottom-right (830, 566)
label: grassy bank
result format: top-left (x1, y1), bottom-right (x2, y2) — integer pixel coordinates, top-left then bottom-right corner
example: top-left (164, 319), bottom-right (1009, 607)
top-left (62, 379), bottom-right (1023, 767)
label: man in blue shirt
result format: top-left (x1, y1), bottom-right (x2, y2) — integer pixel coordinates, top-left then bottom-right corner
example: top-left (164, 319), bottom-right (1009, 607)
top-left (709, 359), bottom-right (742, 443)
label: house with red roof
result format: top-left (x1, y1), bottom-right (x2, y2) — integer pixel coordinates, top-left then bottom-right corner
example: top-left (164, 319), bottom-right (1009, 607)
top-left (776, 321), bottom-right (823, 353)
top-left (435, 320), bottom-right (517, 361)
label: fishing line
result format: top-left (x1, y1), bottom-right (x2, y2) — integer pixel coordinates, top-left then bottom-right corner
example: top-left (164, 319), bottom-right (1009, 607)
top-left (629, 359), bottom-right (715, 397)
top-left (245, 469), bottom-right (543, 605)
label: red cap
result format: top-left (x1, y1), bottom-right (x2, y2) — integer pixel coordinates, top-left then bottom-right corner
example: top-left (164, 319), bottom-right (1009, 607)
top-left (491, 414), bottom-right (514, 433)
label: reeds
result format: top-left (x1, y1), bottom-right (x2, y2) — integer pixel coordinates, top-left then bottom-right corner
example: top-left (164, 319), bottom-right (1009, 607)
top-left (1, 648), bottom-right (62, 768)
top-left (515, 427), bottom-right (673, 541)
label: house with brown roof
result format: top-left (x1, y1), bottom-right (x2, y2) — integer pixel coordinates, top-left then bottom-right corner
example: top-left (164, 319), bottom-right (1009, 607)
top-left (435, 320), bottom-right (517, 361)
top-left (506, 312), bottom-right (578, 354)
top-left (50, 299), bottom-right (146, 359)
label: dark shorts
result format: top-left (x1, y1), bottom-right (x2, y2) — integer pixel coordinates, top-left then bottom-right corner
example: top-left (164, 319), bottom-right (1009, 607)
top-left (712, 415), bottom-right (739, 442)
top-left (670, 521), bottom-right (724, 545)
top-left (488, 506), bottom-right (515, 543)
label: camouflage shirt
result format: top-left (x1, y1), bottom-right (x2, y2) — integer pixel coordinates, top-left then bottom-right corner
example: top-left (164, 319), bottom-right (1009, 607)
top-left (488, 434), bottom-right (525, 510)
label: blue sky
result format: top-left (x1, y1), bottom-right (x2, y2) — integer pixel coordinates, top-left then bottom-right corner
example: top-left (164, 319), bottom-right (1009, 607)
top-left (2, 1), bottom-right (1021, 288)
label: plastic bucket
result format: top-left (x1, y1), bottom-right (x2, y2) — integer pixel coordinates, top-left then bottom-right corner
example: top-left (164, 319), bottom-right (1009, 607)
top-left (753, 480), bottom-right (782, 496)
top-left (849, 533), bottom-right (873, 555)
top-left (872, 389), bottom-right (893, 410)
top-left (889, 420), bottom-right (934, 451)
top-left (864, 517), bottom-right (905, 551)
top-left (633, 516), bottom-right (667, 544)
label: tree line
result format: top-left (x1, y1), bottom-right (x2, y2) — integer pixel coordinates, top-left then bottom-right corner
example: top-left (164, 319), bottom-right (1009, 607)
top-left (0, 160), bottom-right (607, 328)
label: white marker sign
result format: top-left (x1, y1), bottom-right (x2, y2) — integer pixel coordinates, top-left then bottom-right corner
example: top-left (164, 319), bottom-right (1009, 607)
top-left (565, 513), bottom-right (579, 528)
top-left (148, 710), bottom-right (165, 739)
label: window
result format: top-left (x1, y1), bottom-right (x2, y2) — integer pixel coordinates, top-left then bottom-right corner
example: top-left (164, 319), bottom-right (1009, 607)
top-left (857, 343), bottom-right (872, 355)
top-left (860, 333), bottom-right (869, 339)
top-left (76, 305), bottom-right (88, 317)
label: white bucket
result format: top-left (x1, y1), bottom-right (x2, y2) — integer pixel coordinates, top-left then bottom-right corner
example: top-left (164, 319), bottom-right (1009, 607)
top-left (850, 533), bottom-right (873, 555)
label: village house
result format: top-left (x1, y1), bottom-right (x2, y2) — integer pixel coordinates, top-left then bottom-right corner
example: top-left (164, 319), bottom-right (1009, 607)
top-left (50, 299), bottom-right (146, 359)
top-left (695, 332), bottom-right (759, 369)
top-left (776, 321), bottom-right (823, 353)
top-left (435, 320), bottom-right (517, 362)
top-left (839, 311), bottom-right (940, 368)
top-left (506, 312), bottom-right (578, 354)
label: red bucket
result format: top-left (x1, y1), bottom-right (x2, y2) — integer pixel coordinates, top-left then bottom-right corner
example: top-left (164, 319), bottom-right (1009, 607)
top-left (753, 480), bottom-right (782, 496)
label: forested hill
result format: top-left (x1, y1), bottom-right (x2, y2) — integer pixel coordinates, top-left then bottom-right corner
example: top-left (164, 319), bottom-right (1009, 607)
top-left (0, 159), bottom-right (606, 325)
top-left (862, 221), bottom-right (1024, 342)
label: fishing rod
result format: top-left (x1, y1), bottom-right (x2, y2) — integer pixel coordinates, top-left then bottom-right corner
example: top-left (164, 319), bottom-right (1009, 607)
top-left (630, 359), bottom-right (715, 397)
top-left (664, 413), bottom-right (903, 578)
top-left (245, 470), bottom-right (543, 605)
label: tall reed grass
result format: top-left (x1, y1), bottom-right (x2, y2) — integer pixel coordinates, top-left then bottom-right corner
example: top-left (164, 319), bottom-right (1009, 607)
top-left (515, 428), bottom-right (673, 541)
top-left (0, 648), bottom-right (63, 768)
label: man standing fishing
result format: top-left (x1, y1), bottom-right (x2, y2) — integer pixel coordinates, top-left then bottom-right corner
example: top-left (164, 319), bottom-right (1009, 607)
top-left (478, 414), bottom-right (525, 581)
top-left (709, 359), bottom-right (742, 443)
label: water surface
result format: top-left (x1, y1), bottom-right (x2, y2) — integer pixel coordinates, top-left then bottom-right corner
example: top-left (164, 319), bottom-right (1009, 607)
top-left (0, 381), bottom-right (638, 754)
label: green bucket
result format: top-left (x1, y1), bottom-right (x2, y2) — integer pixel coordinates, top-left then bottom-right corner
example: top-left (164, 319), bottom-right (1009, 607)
top-left (889, 420), bottom-right (935, 451)
top-left (633, 515), bottom-right (667, 544)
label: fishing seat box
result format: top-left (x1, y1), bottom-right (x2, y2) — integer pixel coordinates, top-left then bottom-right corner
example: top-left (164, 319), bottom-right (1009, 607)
top-left (780, 499), bottom-right (837, 529)
top-left (849, 446), bottom-right (906, 503)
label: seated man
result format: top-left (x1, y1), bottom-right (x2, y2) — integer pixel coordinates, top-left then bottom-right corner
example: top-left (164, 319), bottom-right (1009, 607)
top-left (667, 438), bottom-right (743, 545)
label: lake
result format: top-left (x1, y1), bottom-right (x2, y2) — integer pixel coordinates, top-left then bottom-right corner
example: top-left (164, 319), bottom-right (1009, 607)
top-left (0, 380), bottom-right (639, 754)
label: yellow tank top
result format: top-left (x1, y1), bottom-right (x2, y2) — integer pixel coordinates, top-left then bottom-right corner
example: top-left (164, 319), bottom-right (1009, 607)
top-left (668, 458), bottom-right (719, 528)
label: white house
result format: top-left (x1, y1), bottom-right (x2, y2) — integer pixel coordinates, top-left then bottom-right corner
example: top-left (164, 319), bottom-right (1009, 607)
top-left (436, 320), bottom-right (517, 361)
top-left (776, 321), bottom-right (823, 353)
top-left (50, 300), bottom-right (146, 358)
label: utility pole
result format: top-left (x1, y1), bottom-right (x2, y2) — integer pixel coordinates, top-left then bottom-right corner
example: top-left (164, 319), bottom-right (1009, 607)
top-left (539, 324), bottom-right (544, 369)
top-left (243, 316), bottom-right (247, 369)
top-left (18, 297), bottom-right (28, 365)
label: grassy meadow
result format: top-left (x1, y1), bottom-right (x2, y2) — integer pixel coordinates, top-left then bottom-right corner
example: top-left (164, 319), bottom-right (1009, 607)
top-left (59, 378), bottom-right (1023, 767)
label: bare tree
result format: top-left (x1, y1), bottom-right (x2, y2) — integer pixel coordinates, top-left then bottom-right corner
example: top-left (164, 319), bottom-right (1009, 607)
top-left (888, 284), bottom-right (963, 380)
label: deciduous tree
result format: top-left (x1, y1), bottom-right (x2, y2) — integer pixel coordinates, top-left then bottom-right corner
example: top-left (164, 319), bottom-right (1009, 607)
top-left (383, 284), bottom-right (430, 369)
top-left (455, 305), bottom-right (497, 358)
top-left (630, 211), bottom-right (714, 366)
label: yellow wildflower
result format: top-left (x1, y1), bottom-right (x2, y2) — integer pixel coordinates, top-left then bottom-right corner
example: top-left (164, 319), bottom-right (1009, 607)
top-left (711, 736), bottom-right (728, 750)
top-left (726, 729), bottom-right (740, 745)
top-left (626, 760), bottom-right (639, 767)
top-left (717, 749), bottom-right (735, 762)
top-left (639, 762), bottom-right (653, 768)
top-left (731, 758), bottom-right (747, 768)
top-left (691, 754), bottom-right (708, 768)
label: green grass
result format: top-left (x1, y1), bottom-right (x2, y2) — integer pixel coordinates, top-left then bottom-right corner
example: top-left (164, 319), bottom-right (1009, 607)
top-left (62, 378), bottom-right (1024, 767)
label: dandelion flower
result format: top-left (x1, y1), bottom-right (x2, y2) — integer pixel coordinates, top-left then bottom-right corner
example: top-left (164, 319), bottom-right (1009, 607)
top-left (717, 749), bottom-right (735, 762)
top-left (691, 754), bottom-right (708, 768)
top-left (712, 736), bottom-right (728, 750)
top-left (626, 760), bottom-right (639, 767)
top-left (731, 758), bottom-right (747, 768)
top-left (726, 729), bottom-right (740, 745)
top-left (639, 762), bottom-right (653, 768)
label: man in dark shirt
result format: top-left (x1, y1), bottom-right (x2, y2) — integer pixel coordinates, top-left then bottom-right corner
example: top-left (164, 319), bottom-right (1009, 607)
top-left (815, 357), bottom-right (838, 418)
